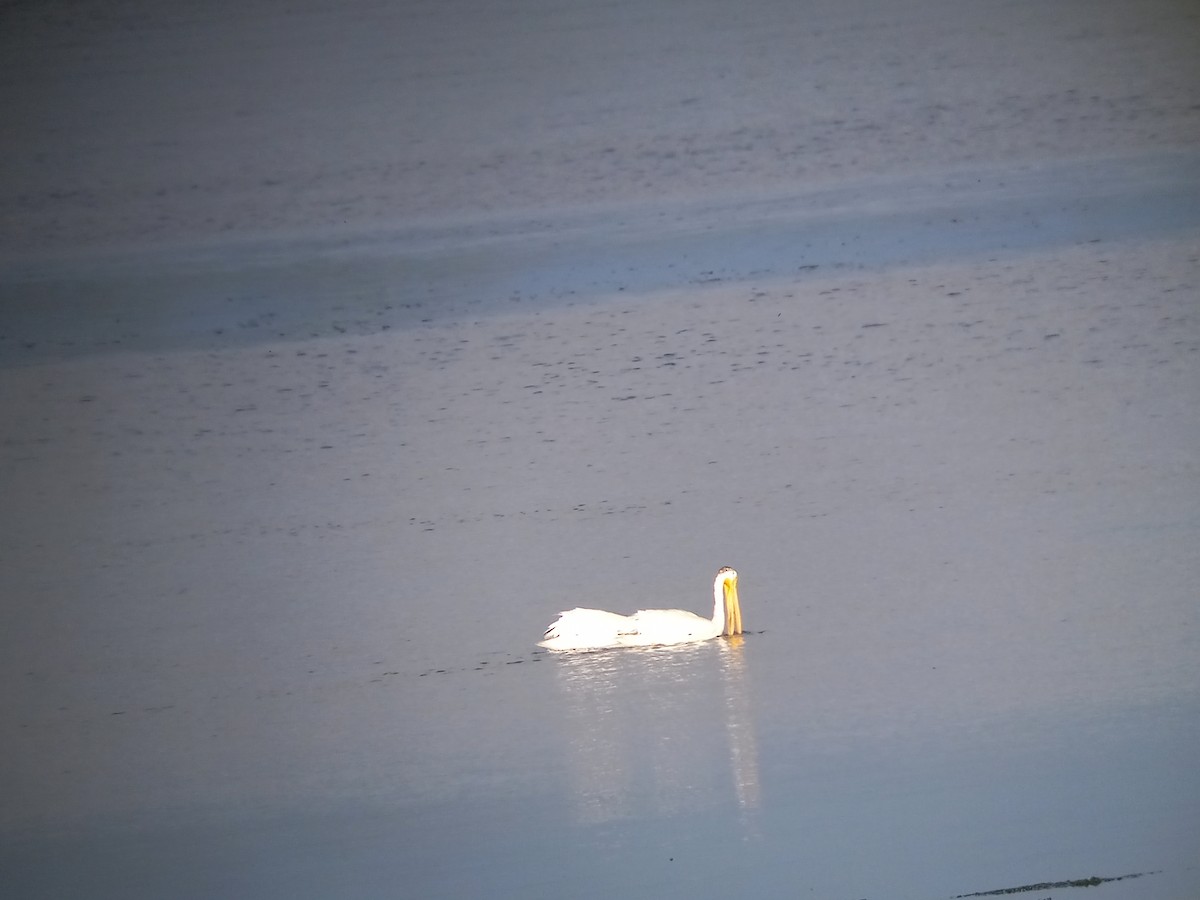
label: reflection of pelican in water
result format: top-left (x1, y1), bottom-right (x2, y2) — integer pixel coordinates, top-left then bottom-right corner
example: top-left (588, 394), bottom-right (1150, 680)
top-left (539, 567), bottom-right (743, 651)
top-left (718, 635), bottom-right (762, 815)
top-left (549, 629), bottom-right (761, 825)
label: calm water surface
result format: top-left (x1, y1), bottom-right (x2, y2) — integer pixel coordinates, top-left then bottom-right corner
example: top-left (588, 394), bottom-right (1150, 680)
top-left (3, 200), bottom-right (1198, 900)
top-left (7, 625), bottom-right (1198, 899)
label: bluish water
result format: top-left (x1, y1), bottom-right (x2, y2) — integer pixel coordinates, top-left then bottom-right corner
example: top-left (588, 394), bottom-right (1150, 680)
top-left (6, 634), bottom-right (1197, 899)
top-left (4, 153), bottom-right (1200, 366)
top-left (2, 183), bottom-right (1198, 900)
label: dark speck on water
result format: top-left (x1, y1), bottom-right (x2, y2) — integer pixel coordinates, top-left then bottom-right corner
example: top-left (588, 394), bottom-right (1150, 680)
top-left (955, 872), bottom-right (1154, 897)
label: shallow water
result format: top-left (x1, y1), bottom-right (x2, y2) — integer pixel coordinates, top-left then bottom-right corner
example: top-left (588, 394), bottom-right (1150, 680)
top-left (3, 0), bottom-right (1199, 892)
top-left (5, 152), bottom-right (1200, 365)
top-left (5, 243), bottom-right (1200, 898)
top-left (5, 636), bottom-right (1198, 899)
top-left (3, 220), bottom-right (1199, 896)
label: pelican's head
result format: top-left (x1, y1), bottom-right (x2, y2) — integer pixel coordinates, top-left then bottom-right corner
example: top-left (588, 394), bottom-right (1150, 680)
top-left (717, 566), bottom-right (742, 636)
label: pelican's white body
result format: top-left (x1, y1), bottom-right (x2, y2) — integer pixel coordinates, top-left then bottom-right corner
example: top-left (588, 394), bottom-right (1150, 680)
top-left (538, 567), bottom-right (742, 651)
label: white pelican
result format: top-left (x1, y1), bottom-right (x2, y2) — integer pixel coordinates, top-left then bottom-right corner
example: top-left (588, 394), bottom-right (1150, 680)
top-left (539, 566), bottom-right (743, 651)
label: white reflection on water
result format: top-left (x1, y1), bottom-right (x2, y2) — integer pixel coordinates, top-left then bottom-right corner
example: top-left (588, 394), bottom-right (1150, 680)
top-left (549, 638), bottom-right (760, 827)
top-left (718, 637), bottom-right (761, 815)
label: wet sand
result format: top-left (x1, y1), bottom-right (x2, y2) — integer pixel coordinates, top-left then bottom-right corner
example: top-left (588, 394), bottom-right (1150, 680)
top-left (2, 1), bottom-right (1199, 897)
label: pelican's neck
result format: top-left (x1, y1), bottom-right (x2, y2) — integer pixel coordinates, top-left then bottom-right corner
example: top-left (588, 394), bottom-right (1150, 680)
top-left (712, 573), bottom-right (726, 630)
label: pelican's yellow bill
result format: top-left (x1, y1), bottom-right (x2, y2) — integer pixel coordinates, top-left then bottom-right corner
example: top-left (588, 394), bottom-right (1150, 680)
top-left (724, 578), bottom-right (742, 635)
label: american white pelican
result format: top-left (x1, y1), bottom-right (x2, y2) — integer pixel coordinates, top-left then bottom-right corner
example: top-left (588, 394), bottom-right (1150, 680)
top-left (539, 566), bottom-right (743, 651)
